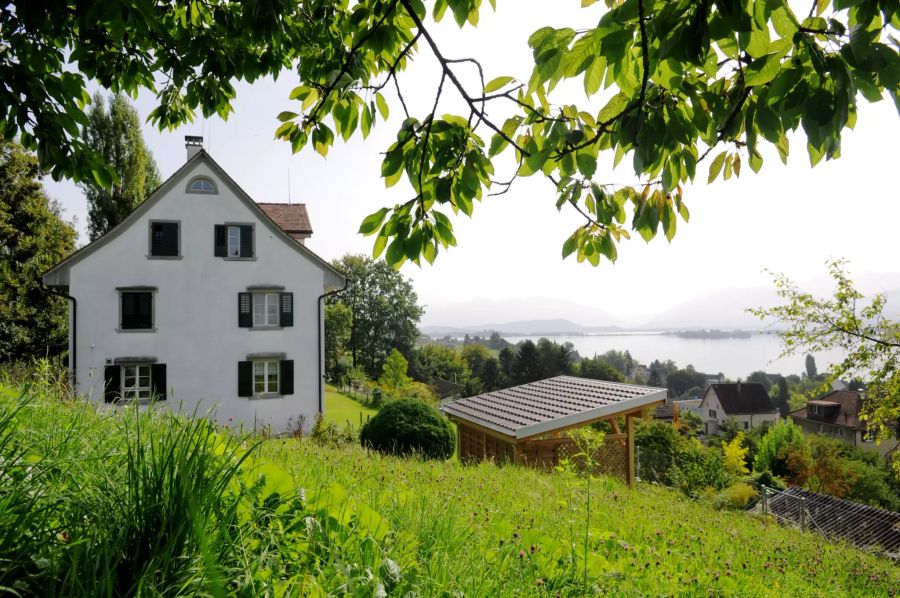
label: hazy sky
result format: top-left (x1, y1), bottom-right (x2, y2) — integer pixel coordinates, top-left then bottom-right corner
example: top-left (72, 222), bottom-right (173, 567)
top-left (44, 1), bottom-right (900, 324)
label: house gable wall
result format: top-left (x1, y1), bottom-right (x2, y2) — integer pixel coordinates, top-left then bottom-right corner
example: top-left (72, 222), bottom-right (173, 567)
top-left (69, 159), bottom-right (327, 433)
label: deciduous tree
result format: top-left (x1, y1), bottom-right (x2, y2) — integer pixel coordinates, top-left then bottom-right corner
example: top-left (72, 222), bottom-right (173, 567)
top-left (329, 254), bottom-right (424, 377)
top-left (752, 261), bottom-right (900, 471)
top-left (2, 1), bottom-right (897, 265)
top-left (324, 301), bottom-right (353, 380)
top-left (82, 93), bottom-right (161, 240)
top-left (0, 142), bottom-right (76, 361)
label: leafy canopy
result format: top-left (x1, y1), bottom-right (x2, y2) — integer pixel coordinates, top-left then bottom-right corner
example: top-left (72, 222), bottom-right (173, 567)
top-left (751, 260), bottom-right (900, 471)
top-left (2, 0), bottom-right (898, 265)
top-left (82, 93), bottom-right (161, 240)
top-left (0, 142), bottom-right (77, 360)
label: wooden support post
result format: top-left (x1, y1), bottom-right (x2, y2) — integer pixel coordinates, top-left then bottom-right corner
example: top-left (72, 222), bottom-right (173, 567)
top-left (625, 414), bottom-right (635, 488)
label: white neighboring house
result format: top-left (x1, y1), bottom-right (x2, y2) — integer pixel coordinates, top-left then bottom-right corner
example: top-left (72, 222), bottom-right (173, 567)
top-left (43, 136), bottom-right (345, 434)
top-left (699, 382), bottom-right (780, 435)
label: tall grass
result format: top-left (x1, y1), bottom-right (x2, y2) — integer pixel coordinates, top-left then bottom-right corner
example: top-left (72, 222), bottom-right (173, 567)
top-left (2, 372), bottom-right (898, 596)
top-left (0, 381), bottom-right (255, 596)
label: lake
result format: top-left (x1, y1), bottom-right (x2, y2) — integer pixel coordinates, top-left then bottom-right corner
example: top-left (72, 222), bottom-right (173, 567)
top-left (514, 333), bottom-right (846, 380)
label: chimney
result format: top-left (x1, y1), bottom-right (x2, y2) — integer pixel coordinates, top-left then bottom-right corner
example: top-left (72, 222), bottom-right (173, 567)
top-left (185, 135), bottom-right (203, 161)
top-left (737, 380), bottom-right (741, 394)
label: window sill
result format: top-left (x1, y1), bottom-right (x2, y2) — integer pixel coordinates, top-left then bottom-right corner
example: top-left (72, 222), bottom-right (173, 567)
top-left (116, 328), bottom-right (157, 333)
top-left (147, 255), bottom-right (183, 260)
top-left (249, 393), bottom-right (283, 401)
top-left (223, 256), bottom-right (257, 261)
top-left (249, 326), bottom-right (283, 331)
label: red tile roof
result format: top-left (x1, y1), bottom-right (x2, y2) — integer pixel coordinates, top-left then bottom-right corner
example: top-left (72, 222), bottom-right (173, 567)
top-left (257, 203), bottom-right (312, 240)
top-left (790, 390), bottom-right (864, 429)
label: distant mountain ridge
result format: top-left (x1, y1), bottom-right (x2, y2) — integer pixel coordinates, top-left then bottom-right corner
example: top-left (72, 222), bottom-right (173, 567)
top-left (421, 318), bottom-right (622, 337)
top-left (421, 283), bottom-right (900, 335)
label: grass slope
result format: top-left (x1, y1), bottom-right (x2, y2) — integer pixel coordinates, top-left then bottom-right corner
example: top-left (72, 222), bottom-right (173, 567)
top-left (323, 384), bottom-right (376, 429)
top-left (262, 439), bottom-right (899, 596)
top-left (2, 380), bottom-right (896, 596)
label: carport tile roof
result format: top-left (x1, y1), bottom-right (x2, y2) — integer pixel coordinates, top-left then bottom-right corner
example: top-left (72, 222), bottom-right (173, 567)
top-left (441, 376), bottom-right (666, 438)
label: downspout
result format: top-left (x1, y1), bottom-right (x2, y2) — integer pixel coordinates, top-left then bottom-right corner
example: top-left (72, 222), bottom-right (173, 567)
top-left (45, 286), bottom-right (77, 384)
top-left (317, 278), bottom-right (348, 414)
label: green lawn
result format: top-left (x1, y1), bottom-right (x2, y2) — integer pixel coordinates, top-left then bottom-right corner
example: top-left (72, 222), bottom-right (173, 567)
top-left (260, 440), bottom-right (899, 596)
top-left (3, 379), bottom-right (897, 597)
top-left (323, 384), bottom-right (376, 429)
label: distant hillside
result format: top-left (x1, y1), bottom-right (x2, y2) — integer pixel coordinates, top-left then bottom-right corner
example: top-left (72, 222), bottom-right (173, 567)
top-left (422, 296), bottom-right (622, 329)
top-left (422, 282), bottom-right (900, 333)
top-left (421, 318), bottom-right (623, 337)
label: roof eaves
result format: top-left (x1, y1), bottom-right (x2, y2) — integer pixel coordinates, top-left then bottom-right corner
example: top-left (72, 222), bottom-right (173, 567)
top-left (42, 150), bottom-right (206, 286)
top-left (514, 389), bottom-right (667, 439)
top-left (440, 407), bottom-right (516, 438)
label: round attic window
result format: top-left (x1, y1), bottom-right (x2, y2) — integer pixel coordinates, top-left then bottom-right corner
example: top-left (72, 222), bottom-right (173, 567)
top-left (187, 176), bottom-right (217, 194)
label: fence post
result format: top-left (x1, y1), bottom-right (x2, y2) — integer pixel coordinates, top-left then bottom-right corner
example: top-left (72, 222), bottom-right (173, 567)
top-left (799, 497), bottom-right (807, 531)
top-left (761, 485), bottom-right (769, 515)
top-left (635, 446), bottom-right (641, 482)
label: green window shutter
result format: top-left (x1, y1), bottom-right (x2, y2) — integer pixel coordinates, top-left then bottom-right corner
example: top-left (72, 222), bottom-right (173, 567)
top-left (279, 292), bottom-right (293, 327)
top-left (151, 364), bottom-right (167, 401)
top-left (214, 225), bottom-right (227, 257)
top-left (238, 292), bottom-right (252, 327)
top-left (151, 222), bottom-right (179, 256)
top-left (280, 360), bottom-right (294, 395)
top-left (239, 225), bottom-right (253, 257)
top-left (104, 365), bottom-right (120, 403)
top-left (238, 361), bottom-right (253, 397)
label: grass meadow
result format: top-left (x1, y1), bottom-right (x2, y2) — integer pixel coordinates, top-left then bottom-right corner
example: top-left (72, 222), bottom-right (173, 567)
top-left (1, 378), bottom-right (897, 596)
top-left (322, 385), bottom-right (376, 430)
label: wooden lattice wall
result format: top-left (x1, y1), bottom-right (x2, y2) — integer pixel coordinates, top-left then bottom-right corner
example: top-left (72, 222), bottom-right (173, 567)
top-left (454, 412), bottom-right (646, 486)
top-left (458, 422), bottom-right (515, 464)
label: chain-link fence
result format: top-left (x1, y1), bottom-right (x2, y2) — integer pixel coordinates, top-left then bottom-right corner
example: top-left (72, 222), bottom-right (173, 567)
top-left (756, 486), bottom-right (900, 555)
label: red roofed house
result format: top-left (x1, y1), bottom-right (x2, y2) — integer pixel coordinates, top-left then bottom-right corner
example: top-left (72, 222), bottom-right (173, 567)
top-left (42, 136), bottom-right (345, 434)
top-left (790, 390), bottom-right (900, 458)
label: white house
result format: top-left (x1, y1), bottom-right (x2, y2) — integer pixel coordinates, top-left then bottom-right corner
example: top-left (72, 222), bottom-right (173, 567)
top-left (43, 136), bottom-right (345, 434)
top-left (699, 382), bottom-right (780, 435)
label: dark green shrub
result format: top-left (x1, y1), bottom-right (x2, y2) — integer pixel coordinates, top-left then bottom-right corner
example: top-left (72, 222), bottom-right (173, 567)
top-left (360, 399), bottom-right (454, 460)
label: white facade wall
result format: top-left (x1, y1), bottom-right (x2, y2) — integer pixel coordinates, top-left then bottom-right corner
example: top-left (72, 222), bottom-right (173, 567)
top-left (699, 388), bottom-right (779, 435)
top-left (68, 160), bottom-right (330, 434)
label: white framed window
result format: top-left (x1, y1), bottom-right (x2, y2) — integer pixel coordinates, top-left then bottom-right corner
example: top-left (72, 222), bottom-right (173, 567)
top-left (253, 292), bottom-right (280, 327)
top-left (227, 225), bottom-right (241, 257)
top-left (188, 177), bottom-right (217, 193)
top-left (709, 409), bottom-right (717, 418)
top-left (253, 360), bottom-right (279, 394)
top-left (122, 364), bottom-right (152, 401)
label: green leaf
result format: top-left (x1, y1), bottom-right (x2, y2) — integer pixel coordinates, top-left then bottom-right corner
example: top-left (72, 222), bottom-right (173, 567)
top-left (584, 59), bottom-right (605, 96)
top-left (708, 151), bottom-right (727, 183)
top-left (359, 208), bottom-right (389, 235)
top-left (562, 231), bottom-right (578, 258)
top-left (372, 232), bottom-right (388, 259)
top-left (276, 111), bottom-right (298, 122)
top-left (375, 92), bottom-right (389, 120)
top-left (489, 133), bottom-right (509, 157)
top-left (484, 76), bottom-right (514, 93)
top-left (744, 55), bottom-right (781, 87)
top-left (576, 152), bottom-right (597, 178)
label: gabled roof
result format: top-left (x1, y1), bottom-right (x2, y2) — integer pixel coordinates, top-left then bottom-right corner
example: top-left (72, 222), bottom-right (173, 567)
top-left (42, 150), bottom-right (344, 291)
top-left (440, 376), bottom-right (666, 439)
top-left (706, 383), bottom-right (777, 415)
top-left (790, 389), bottom-right (864, 429)
top-left (257, 203), bottom-right (312, 239)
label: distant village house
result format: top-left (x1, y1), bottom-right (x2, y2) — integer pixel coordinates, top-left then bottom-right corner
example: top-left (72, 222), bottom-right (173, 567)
top-left (790, 390), bottom-right (900, 458)
top-left (699, 382), bottom-right (780, 435)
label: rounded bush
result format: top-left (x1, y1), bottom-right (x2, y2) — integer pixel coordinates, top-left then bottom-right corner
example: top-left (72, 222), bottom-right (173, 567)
top-left (360, 399), bottom-right (455, 460)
